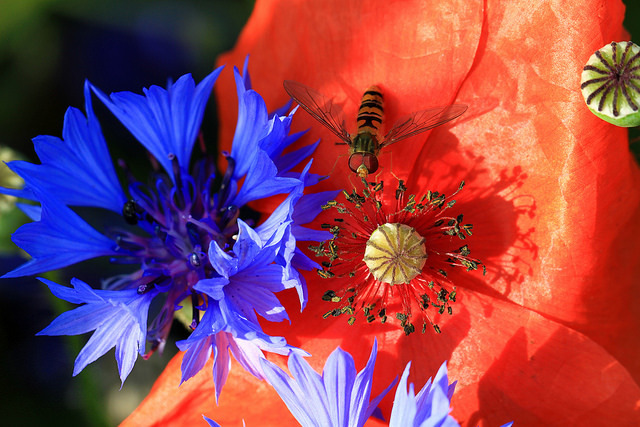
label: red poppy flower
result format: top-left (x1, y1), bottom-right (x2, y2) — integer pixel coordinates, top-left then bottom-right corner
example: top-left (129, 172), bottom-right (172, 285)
top-left (122, 0), bottom-right (640, 425)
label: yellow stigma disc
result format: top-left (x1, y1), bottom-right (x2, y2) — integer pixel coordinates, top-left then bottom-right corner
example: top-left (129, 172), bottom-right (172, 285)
top-left (363, 223), bottom-right (427, 285)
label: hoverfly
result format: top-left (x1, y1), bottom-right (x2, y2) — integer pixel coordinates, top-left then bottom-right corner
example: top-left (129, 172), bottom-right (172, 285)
top-left (283, 80), bottom-right (468, 178)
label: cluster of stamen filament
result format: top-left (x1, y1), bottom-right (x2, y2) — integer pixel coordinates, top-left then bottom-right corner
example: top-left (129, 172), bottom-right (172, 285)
top-left (106, 148), bottom-right (247, 353)
top-left (310, 178), bottom-right (483, 335)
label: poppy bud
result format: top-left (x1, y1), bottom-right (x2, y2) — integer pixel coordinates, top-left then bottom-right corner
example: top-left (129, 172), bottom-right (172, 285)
top-left (581, 41), bottom-right (640, 127)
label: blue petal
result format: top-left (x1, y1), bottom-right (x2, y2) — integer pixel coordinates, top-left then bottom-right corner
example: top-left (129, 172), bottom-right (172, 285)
top-left (230, 69), bottom-right (269, 179)
top-left (38, 277), bottom-right (101, 305)
top-left (193, 276), bottom-right (229, 301)
top-left (1, 82), bottom-right (127, 212)
top-left (270, 98), bottom-right (293, 118)
top-left (240, 55), bottom-right (252, 90)
top-left (349, 339), bottom-right (380, 426)
top-left (389, 360), bottom-right (459, 427)
top-left (202, 415), bottom-right (221, 427)
top-left (288, 351), bottom-right (332, 425)
top-left (36, 277), bottom-right (157, 385)
top-left (227, 265), bottom-right (289, 323)
top-left (207, 239), bottom-right (237, 279)
top-left (177, 332), bottom-right (214, 384)
top-left (233, 219), bottom-right (265, 270)
top-left (260, 356), bottom-right (320, 427)
top-left (177, 298), bottom-right (298, 401)
top-left (254, 185), bottom-right (300, 247)
top-left (388, 362), bottom-right (418, 426)
top-left (3, 190), bottom-right (117, 278)
top-left (0, 185), bottom-right (32, 200)
top-left (16, 203), bottom-right (41, 221)
top-left (273, 138), bottom-right (319, 175)
top-left (230, 149), bottom-right (301, 207)
top-left (91, 67), bottom-right (223, 179)
top-left (202, 217), bottom-right (291, 324)
top-left (211, 335), bottom-right (232, 402)
top-left (258, 113), bottom-right (294, 160)
top-left (324, 347), bottom-right (356, 426)
top-left (253, 180), bottom-right (307, 306)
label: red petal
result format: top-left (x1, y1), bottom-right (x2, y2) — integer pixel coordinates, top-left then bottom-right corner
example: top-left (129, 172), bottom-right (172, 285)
top-left (125, 0), bottom-right (640, 425)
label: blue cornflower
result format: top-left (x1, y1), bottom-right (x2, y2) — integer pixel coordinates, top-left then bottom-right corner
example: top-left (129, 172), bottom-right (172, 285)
top-left (259, 339), bottom-right (397, 427)
top-left (1, 60), bottom-right (332, 393)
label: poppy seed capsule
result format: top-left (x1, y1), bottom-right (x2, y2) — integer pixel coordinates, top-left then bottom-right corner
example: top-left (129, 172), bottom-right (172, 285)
top-left (581, 41), bottom-right (640, 127)
top-left (363, 223), bottom-right (427, 285)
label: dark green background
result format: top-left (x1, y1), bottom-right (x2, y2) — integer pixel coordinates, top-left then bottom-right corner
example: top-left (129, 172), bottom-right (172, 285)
top-left (0, 1), bottom-right (638, 425)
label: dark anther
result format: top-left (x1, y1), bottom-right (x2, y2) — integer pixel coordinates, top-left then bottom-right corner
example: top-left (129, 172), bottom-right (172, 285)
top-left (403, 322), bottom-right (415, 335)
top-left (322, 290), bottom-right (337, 301)
top-left (317, 269), bottom-right (335, 279)
top-left (189, 251), bottom-right (202, 267)
top-left (395, 180), bottom-right (407, 199)
top-left (123, 200), bottom-right (143, 225)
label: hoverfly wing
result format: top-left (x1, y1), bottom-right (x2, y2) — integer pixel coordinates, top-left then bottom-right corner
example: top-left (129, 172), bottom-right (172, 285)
top-left (382, 104), bottom-right (468, 147)
top-left (283, 80), bottom-right (351, 144)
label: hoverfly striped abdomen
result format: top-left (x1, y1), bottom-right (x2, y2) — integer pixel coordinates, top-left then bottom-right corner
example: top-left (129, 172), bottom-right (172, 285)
top-left (350, 86), bottom-right (384, 177)
top-left (356, 86), bottom-right (384, 134)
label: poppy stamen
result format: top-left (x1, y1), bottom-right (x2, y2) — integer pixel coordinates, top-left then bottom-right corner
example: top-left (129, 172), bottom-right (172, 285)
top-left (316, 179), bottom-right (483, 334)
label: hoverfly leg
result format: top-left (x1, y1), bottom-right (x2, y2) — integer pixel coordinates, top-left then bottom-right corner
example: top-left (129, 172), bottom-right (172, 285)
top-left (386, 150), bottom-right (403, 183)
top-left (373, 150), bottom-right (401, 183)
top-left (373, 167), bottom-right (385, 183)
top-left (326, 150), bottom-right (347, 179)
top-left (346, 171), bottom-right (366, 192)
top-left (347, 171), bottom-right (357, 191)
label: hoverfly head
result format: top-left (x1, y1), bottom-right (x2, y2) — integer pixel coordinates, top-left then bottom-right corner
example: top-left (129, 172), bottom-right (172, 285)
top-left (349, 152), bottom-right (379, 178)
